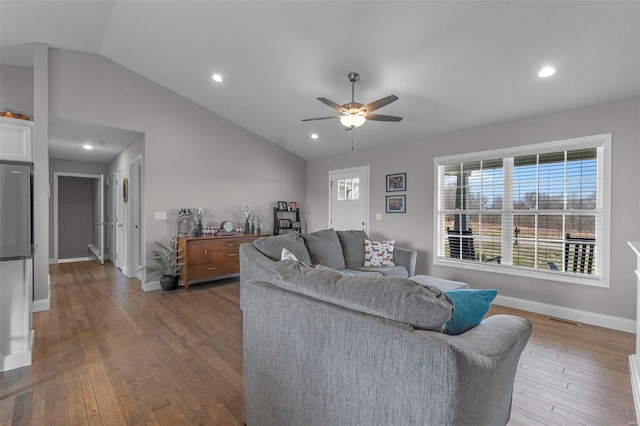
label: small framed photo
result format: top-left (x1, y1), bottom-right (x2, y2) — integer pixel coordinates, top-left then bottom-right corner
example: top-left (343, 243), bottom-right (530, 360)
top-left (386, 173), bottom-right (406, 192)
top-left (386, 195), bottom-right (406, 213)
top-left (277, 201), bottom-right (288, 211)
top-left (292, 221), bottom-right (301, 229)
top-left (288, 201), bottom-right (299, 211)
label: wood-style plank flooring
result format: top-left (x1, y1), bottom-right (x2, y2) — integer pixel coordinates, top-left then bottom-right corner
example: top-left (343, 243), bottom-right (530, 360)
top-left (0, 260), bottom-right (636, 425)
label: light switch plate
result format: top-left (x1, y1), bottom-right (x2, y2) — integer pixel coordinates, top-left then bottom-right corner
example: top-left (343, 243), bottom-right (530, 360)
top-left (375, 213), bottom-right (382, 220)
top-left (155, 211), bottom-right (167, 220)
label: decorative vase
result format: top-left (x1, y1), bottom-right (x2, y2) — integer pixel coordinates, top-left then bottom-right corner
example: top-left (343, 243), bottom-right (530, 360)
top-left (160, 275), bottom-right (179, 291)
top-left (256, 226), bottom-right (261, 235)
top-left (178, 217), bottom-right (190, 236)
top-left (251, 222), bottom-right (255, 234)
top-left (192, 222), bottom-right (202, 237)
top-left (244, 220), bottom-right (250, 234)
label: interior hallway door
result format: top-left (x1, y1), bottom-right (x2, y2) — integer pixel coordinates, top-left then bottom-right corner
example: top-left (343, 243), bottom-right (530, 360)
top-left (115, 169), bottom-right (124, 272)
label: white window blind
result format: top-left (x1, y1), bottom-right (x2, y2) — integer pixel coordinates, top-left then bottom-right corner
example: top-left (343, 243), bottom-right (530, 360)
top-left (434, 134), bottom-right (611, 287)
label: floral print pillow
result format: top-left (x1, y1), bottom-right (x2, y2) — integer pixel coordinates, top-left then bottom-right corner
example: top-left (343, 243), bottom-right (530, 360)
top-left (364, 239), bottom-right (396, 267)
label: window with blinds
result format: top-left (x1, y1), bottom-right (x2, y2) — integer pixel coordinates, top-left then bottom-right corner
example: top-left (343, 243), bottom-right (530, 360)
top-left (434, 134), bottom-right (611, 287)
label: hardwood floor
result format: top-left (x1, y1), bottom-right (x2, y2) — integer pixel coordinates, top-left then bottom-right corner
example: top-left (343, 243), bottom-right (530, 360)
top-left (0, 260), bottom-right (636, 425)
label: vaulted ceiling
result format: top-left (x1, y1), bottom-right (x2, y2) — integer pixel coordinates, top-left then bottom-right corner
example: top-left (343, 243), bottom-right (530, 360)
top-left (1, 1), bottom-right (639, 161)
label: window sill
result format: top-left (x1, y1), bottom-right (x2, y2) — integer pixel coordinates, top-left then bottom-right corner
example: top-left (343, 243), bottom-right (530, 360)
top-left (434, 257), bottom-right (608, 288)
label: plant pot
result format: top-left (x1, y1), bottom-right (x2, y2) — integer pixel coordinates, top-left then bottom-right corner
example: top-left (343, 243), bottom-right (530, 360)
top-left (160, 275), bottom-right (179, 291)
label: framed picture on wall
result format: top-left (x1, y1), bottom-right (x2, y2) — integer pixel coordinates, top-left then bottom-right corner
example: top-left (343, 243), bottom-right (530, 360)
top-left (386, 173), bottom-right (406, 192)
top-left (386, 195), bottom-right (406, 213)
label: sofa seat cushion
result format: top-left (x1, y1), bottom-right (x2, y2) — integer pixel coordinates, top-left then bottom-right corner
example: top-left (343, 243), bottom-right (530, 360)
top-left (253, 234), bottom-right (311, 264)
top-left (300, 228), bottom-right (345, 270)
top-left (347, 265), bottom-right (408, 277)
top-left (336, 230), bottom-right (368, 268)
top-left (410, 275), bottom-right (470, 291)
top-left (270, 260), bottom-right (453, 331)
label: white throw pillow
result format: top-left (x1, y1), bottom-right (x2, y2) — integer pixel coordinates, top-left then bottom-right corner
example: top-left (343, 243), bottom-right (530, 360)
top-left (281, 247), bottom-right (299, 261)
top-left (364, 239), bottom-right (396, 267)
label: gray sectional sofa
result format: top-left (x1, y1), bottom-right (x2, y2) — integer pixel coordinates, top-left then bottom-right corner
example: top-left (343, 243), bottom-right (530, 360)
top-left (239, 229), bottom-right (533, 425)
top-left (240, 228), bottom-right (416, 291)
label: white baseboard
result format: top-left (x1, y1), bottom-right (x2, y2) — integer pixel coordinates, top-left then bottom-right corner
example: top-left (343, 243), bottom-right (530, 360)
top-left (58, 257), bottom-right (91, 263)
top-left (142, 280), bottom-right (161, 292)
top-left (1, 348), bottom-right (32, 372)
top-left (494, 294), bottom-right (635, 334)
top-left (32, 274), bottom-right (51, 312)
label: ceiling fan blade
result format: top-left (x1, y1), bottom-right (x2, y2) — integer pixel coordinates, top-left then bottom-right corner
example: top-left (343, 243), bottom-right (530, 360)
top-left (360, 95), bottom-right (399, 113)
top-left (317, 97), bottom-right (347, 113)
top-left (365, 114), bottom-right (403, 122)
top-left (301, 116), bottom-right (340, 122)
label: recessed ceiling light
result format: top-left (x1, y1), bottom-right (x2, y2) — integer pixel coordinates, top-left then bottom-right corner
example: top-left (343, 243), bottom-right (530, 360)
top-left (212, 73), bottom-right (223, 83)
top-left (82, 144), bottom-right (94, 150)
top-left (310, 133), bottom-right (319, 140)
top-left (538, 66), bottom-right (556, 78)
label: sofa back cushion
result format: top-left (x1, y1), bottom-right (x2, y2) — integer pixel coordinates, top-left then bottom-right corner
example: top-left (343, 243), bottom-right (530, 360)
top-left (270, 260), bottom-right (453, 331)
top-left (300, 228), bottom-right (345, 270)
top-left (336, 230), bottom-right (368, 268)
top-left (253, 234), bottom-right (312, 264)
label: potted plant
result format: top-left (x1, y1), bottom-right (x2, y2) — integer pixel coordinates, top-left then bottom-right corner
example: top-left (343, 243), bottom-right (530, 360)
top-left (143, 240), bottom-right (184, 291)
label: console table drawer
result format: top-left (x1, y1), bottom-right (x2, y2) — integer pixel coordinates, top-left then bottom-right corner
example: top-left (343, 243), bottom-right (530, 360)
top-left (187, 244), bottom-right (239, 265)
top-left (188, 262), bottom-right (238, 280)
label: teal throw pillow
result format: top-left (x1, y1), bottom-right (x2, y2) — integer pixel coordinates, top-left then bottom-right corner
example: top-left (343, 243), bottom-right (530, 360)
top-left (444, 289), bottom-right (497, 335)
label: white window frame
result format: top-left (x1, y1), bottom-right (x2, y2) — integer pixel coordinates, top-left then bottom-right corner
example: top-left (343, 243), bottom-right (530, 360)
top-left (433, 133), bottom-right (611, 288)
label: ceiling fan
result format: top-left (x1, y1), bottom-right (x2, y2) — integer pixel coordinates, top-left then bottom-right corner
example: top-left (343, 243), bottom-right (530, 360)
top-left (302, 72), bottom-right (402, 130)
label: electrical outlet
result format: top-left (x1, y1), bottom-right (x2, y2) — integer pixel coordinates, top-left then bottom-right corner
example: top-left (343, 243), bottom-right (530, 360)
top-left (375, 213), bottom-right (382, 220)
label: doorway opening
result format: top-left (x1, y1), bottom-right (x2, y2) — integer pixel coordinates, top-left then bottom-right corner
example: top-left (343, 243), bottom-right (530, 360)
top-left (53, 173), bottom-right (104, 264)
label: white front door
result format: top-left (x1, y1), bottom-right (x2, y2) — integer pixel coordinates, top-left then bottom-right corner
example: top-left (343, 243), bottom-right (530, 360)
top-left (329, 166), bottom-right (369, 233)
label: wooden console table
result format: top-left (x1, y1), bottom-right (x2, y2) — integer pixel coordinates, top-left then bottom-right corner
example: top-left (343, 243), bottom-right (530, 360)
top-left (178, 234), bottom-right (263, 292)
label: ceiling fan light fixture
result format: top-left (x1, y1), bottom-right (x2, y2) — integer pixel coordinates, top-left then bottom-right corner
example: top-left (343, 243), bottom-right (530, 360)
top-left (538, 66), bottom-right (556, 78)
top-left (340, 114), bottom-right (366, 129)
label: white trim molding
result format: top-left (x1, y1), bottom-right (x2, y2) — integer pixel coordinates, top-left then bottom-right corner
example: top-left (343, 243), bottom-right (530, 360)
top-left (494, 294), bottom-right (634, 333)
top-left (142, 279), bottom-right (161, 292)
top-left (32, 273), bottom-right (51, 312)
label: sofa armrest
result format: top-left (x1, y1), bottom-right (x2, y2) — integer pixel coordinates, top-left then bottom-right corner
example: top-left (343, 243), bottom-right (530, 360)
top-left (414, 314), bottom-right (532, 424)
top-left (239, 243), bottom-right (277, 310)
top-left (394, 246), bottom-right (417, 277)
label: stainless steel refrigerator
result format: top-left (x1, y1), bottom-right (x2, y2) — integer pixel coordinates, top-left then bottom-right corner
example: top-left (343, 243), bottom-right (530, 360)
top-left (0, 161), bottom-right (33, 259)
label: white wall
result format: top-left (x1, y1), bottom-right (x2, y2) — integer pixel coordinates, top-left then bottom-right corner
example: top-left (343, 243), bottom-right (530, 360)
top-left (0, 64), bottom-right (34, 116)
top-left (307, 96), bottom-right (640, 322)
top-left (47, 48), bottom-right (307, 289)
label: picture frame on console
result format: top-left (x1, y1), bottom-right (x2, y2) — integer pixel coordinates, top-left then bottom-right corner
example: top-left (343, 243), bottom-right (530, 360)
top-left (386, 195), bottom-right (406, 213)
top-left (386, 172), bottom-right (406, 192)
